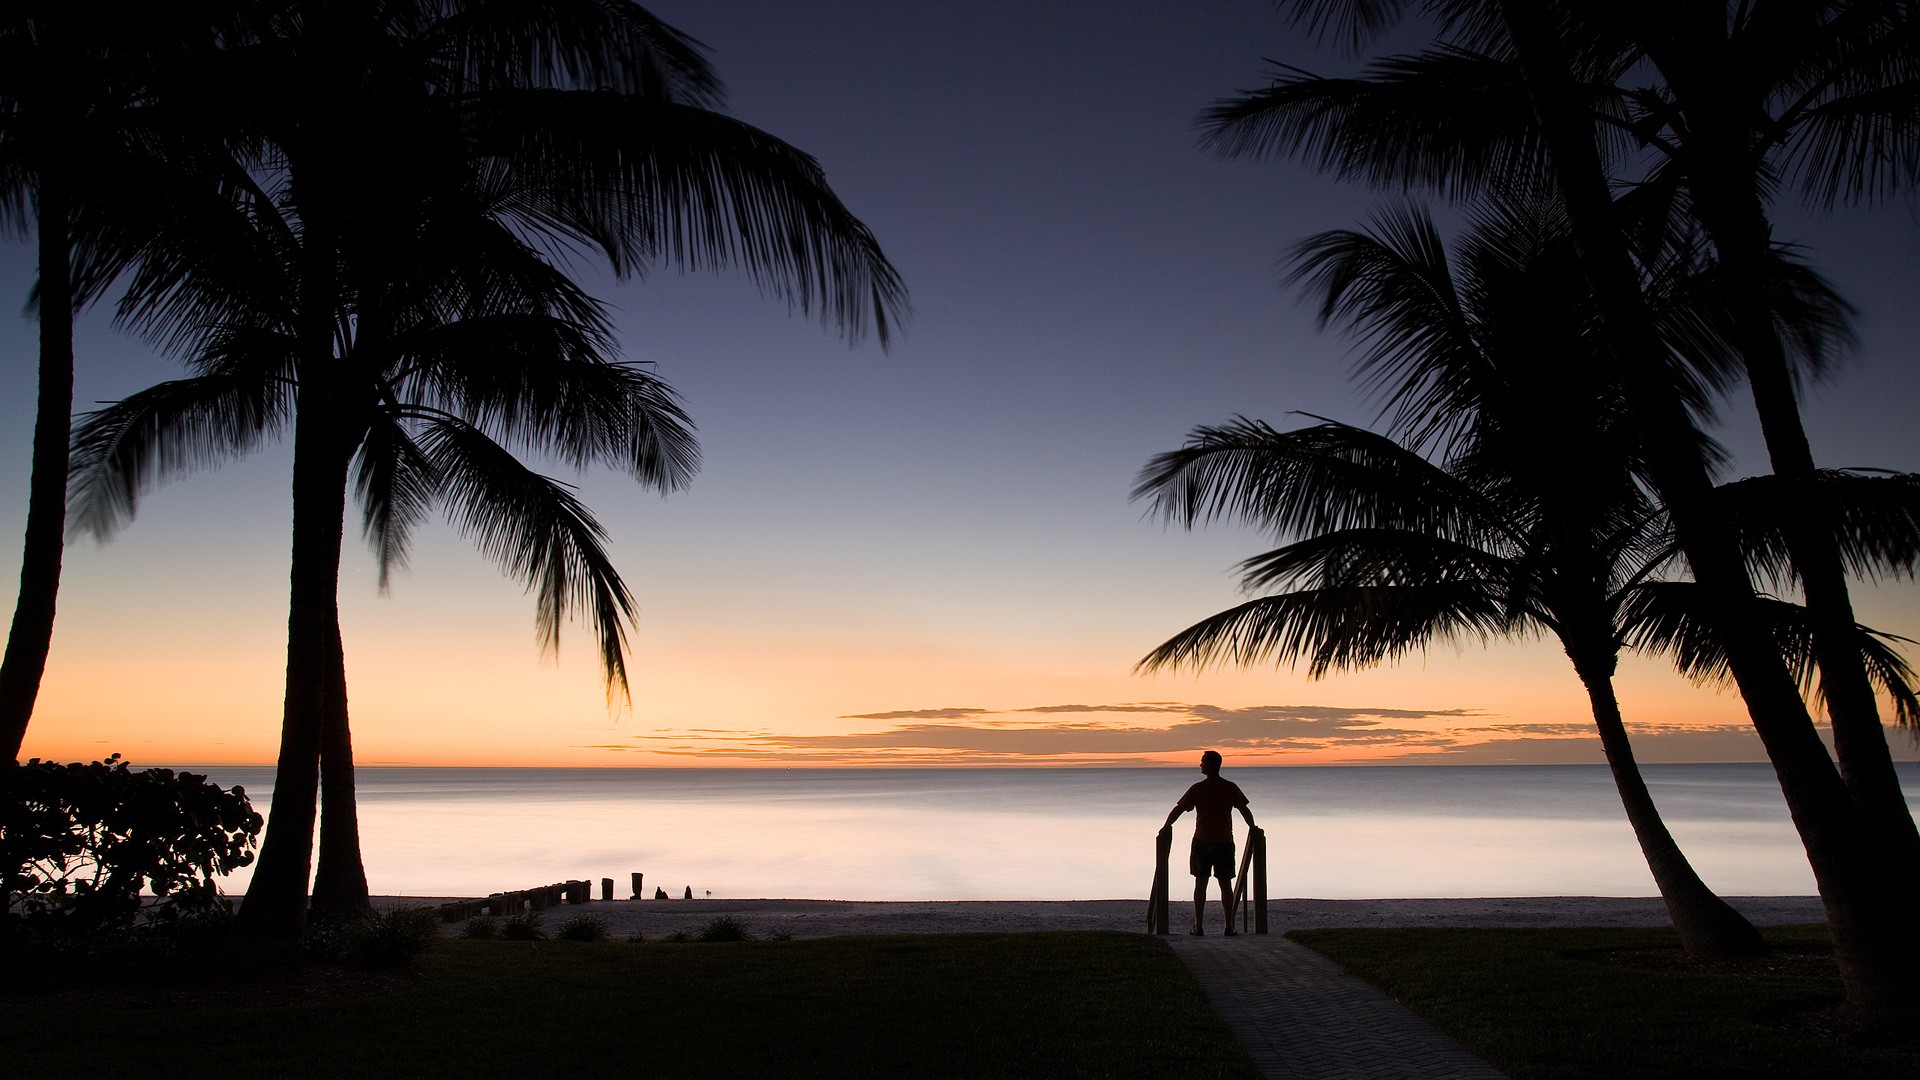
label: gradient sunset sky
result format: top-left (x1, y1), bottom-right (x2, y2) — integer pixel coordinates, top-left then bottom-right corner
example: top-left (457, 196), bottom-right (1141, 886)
top-left (5, 0), bottom-right (1919, 768)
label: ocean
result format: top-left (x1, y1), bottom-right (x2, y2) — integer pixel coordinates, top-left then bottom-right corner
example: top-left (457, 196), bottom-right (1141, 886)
top-left (179, 763), bottom-right (1920, 901)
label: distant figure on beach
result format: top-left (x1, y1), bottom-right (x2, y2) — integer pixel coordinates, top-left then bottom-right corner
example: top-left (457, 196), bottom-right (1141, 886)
top-left (683, 885), bottom-right (693, 900)
top-left (1161, 749), bottom-right (1255, 936)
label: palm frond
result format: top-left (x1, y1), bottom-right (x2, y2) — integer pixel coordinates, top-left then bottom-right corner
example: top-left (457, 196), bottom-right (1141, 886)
top-left (474, 89), bottom-right (908, 347)
top-left (353, 412), bottom-right (440, 590)
top-left (1715, 469), bottom-right (1920, 588)
top-left (1620, 579), bottom-right (1920, 728)
top-left (1287, 207), bottom-right (1492, 450)
top-left (68, 359), bottom-right (292, 539)
top-left (1133, 417), bottom-right (1506, 548)
top-left (1237, 527), bottom-right (1518, 598)
top-left (429, 0), bottom-right (724, 104)
top-left (1200, 48), bottom-right (1553, 200)
top-left (1138, 582), bottom-right (1510, 679)
top-left (416, 413), bottom-right (638, 700)
top-left (392, 315), bottom-right (699, 492)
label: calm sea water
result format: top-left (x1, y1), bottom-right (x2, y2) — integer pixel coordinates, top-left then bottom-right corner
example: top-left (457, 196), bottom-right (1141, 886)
top-left (179, 763), bottom-right (1920, 901)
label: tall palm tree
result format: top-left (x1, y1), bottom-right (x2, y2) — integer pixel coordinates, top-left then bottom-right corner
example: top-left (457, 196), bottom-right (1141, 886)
top-left (1207, 0), bottom-right (1920, 888)
top-left (1202, 0), bottom-right (1920, 1024)
top-left (1138, 204), bottom-right (1787, 956)
top-left (71, 177), bottom-right (694, 926)
top-left (71, 0), bottom-right (907, 946)
top-left (0, 3), bottom-right (236, 762)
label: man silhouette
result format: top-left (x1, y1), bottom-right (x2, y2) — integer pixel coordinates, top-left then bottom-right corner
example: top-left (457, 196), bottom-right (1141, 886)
top-left (1161, 749), bottom-right (1255, 935)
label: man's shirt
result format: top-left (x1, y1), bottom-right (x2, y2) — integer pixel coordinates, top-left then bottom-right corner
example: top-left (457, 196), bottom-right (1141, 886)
top-left (1177, 775), bottom-right (1249, 844)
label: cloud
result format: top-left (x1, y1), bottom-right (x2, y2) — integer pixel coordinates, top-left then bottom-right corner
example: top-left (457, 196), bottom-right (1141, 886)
top-left (839, 707), bottom-right (993, 721)
top-left (615, 700), bottom-right (1496, 763)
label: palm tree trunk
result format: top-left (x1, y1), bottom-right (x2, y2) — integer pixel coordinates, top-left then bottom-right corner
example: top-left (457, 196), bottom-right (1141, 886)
top-left (1637, 17), bottom-right (1920, 892)
top-left (1497, 0), bottom-right (1920, 1028)
top-left (310, 693), bottom-right (371, 922)
top-left (230, 391), bottom-right (351, 948)
top-left (0, 178), bottom-right (74, 762)
top-left (1569, 651), bottom-right (1768, 957)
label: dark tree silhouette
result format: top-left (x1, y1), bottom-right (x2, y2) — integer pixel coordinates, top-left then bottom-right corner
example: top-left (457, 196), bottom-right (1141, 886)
top-left (1202, 0), bottom-right (1920, 1026)
top-left (0, 3), bottom-right (235, 762)
top-left (68, 0), bottom-right (906, 949)
top-left (1139, 204), bottom-right (1801, 957)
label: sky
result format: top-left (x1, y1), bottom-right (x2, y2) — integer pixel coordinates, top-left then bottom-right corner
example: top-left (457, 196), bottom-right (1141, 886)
top-left (6, 0), bottom-right (1920, 768)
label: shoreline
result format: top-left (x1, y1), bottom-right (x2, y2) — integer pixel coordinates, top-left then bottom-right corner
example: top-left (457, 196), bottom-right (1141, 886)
top-left (378, 895), bottom-right (1828, 940)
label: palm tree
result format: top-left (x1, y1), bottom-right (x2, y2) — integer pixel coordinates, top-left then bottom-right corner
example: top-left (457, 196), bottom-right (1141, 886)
top-left (1206, 0), bottom-right (1920, 887)
top-left (1137, 204), bottom-right (1787, 956)
top-left (71, 180), bottom-right (694, 924)
top-left (0, 3), bottom-right (236, 762)
top-left (1201, 0), bottom-right (1920, 1024)
top-left (70, 0), bottom-right (907, 946)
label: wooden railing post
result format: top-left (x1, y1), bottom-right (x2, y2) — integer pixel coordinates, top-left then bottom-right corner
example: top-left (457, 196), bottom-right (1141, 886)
top-left (1230, 836), bottom-right (1255, 932)
top-left (1148, 826), bottom-right (1171, 935)
top-left (1251, 826), bottom-right (1268, 934)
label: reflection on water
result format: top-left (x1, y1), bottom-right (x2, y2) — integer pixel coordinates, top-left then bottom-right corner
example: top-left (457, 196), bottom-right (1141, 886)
top-left (180, 763), bottom-right (1916, 900)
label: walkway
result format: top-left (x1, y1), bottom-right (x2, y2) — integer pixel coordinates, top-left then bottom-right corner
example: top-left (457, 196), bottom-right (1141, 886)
top-left (1168, 932), bottom-right (1511, 1080)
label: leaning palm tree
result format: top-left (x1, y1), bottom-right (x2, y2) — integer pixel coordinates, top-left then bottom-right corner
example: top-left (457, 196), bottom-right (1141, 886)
top-left (1206, 0), bottom-right (1920, 886)
top-left (71, 0), bottom-right (907, 946)
top-left (1202, 0), bottom-right (1920, 1024)
top-left (1140, 415), bottom-right (1920, 957)
top-left (1137, 204), bottom-right (1786, 955)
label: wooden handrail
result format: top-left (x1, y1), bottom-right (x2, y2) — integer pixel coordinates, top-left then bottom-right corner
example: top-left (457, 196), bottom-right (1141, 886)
top-left (1149, 824), bottom-right (1267, 935)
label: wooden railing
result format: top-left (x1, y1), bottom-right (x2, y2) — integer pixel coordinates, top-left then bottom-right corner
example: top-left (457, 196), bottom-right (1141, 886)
top-left (1147, 825), bottom-right (1266, 935)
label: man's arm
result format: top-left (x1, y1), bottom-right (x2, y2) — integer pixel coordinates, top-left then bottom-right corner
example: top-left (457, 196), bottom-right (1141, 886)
top-left (1238, 804), bottom-right (1256, 829)
top-left (1162, 805), bottom-right (1187, 830)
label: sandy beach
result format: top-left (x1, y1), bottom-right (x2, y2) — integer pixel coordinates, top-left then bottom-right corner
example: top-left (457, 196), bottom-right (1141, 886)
top-left (386, 895), bottom-right (1828, 940)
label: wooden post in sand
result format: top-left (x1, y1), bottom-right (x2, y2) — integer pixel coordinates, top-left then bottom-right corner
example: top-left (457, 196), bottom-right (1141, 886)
top-left (1251, 827), bottom-right (1268, 934)
top-left (631, 872), bottom-right (644, 899)
top-left (1148, 827), bottom-right (1171, 935)
top-left (600, 878), bottom-right (614, 901)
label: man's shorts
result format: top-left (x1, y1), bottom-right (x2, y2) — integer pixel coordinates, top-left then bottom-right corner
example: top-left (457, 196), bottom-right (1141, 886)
top-left (1190, 838), bottom-right (1236, 880)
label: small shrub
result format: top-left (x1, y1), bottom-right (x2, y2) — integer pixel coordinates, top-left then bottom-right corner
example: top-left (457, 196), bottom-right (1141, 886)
top-left (555, 914), bottom-right (609, 942)
top-left (767, 929), bottom-right (795, 942)
top-left (622, 932), bottom-right (648, 944)
top-left (461, 916), bottom-right (500, 940)
top-left (696, 915), bottom-right (752, 943)
top-left (500, 911), bottom-right (545, 940)
top-left (660, 929), bottom-right (691, 943)
top-left (303, 907), bottom-right (439, 967)
top-left (355, 907), bottom-right (439, 967)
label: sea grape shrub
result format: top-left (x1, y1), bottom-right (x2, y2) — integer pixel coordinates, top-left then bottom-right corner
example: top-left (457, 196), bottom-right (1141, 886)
top-left (1, 755), bottom-right (262, 939)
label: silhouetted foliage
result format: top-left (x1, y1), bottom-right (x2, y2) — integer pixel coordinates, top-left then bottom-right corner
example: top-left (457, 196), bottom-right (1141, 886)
top-left (460, 915), bottom-right (500, 939)
top-left (303, 906), bottom-right (440, 968)
top-left (697, 915), bottom-right (753, 942)
top-left (555, 913), bottom-right (611, 942)
top-left (500, 911), bottom-right (545, 940)
top-left (1, 755), bottom-right (259, 941)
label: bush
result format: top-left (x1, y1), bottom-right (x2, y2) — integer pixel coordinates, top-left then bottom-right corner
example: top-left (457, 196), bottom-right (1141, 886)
top-left (500, 911), bottom-right (545, 940)
top-left (461, 916), bottom-right (500, 940)
top-left (697, 915), bottom-right (752, 943)
top-left (2, 755), bottom-right (261, 942)
top-left (303, 907), bottom-right (440, 968)
top-left (555, 914), bottom-right (609, 942)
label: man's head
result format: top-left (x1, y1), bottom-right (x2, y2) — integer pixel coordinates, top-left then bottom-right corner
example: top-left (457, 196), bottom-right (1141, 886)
top-left (1200, 750), bottom-right (1222, 776)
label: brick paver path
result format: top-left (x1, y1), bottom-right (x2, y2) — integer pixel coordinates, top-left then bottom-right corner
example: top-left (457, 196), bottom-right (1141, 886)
top-left (1169, 932), bottom-right (1511, 1080)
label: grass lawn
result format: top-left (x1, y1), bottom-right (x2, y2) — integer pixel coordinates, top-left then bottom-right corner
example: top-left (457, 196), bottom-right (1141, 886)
top-left (1292, 924), bottom-right (1920, 1080)
top-left (4, 931), bottom-right (1257, 1079)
